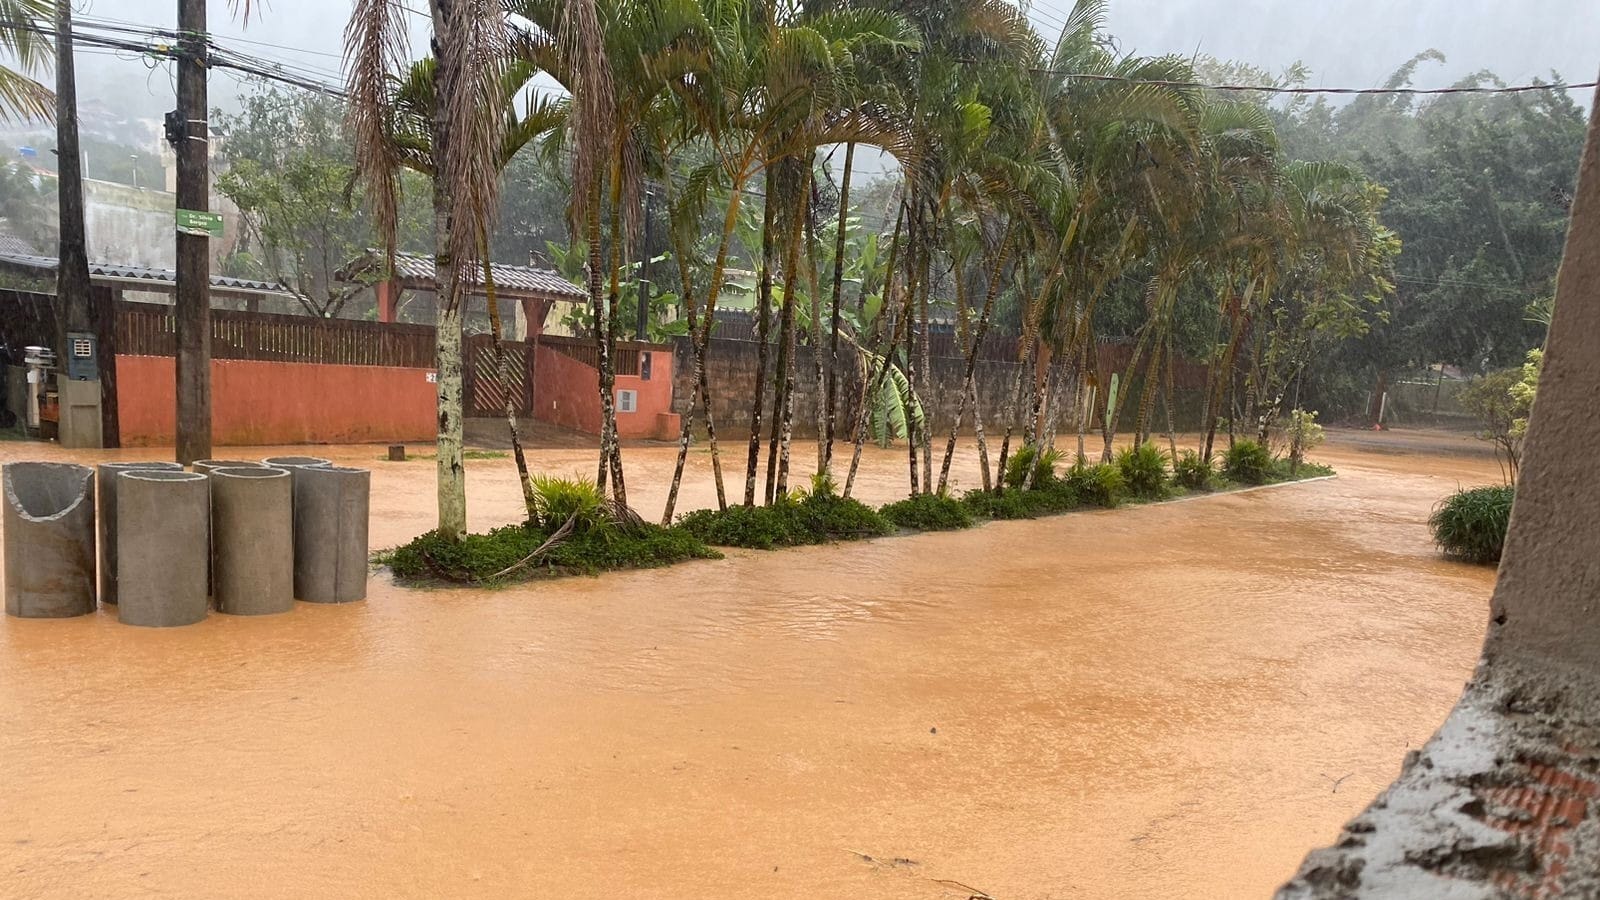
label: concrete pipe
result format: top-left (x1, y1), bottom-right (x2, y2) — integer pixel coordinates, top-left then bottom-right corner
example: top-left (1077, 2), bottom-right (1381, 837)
top-left (96, 461), bottom-right (183, 605)
top-left (210, 467), bottom-right (294, 616)
top-left (193, 460), bottom-right (269, 594)
top-left (115, 470), bottom-right (209, 628)
top-left (291, 466), bottom-right (370, 603)
top-left (193, 459), bottom-right (266, 477)
top-left (3, 462), bottom-right (96, 618)
top-left (262, 456), bottom-right (332, 470)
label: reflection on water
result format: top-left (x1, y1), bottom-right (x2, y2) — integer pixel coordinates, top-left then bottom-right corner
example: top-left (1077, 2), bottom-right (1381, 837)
top-left (0, 437), bottom-right (1500, 899)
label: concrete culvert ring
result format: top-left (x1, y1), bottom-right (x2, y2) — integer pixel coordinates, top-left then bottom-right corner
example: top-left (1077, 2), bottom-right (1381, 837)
top-left (4, 462), bottom-right (96, 618)
top-left (210, 467), bottom-right (295, 616)
top-left (115, 470), bottom-right (210, 628)
top-left (290, 465), bottom-right (371, 604)
top-left (193, 459), bottom-right (267, 476)
top-left (262, 456), bottom-right (332, 469)
top-left (96, 461), bottom-right (185, 605)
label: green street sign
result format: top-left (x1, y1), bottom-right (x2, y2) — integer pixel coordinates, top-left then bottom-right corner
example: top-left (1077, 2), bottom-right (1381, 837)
top-left (176, 208), bottom-right (223, 238)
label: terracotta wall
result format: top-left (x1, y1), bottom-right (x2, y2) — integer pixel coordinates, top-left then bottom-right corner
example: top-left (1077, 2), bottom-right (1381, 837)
top-left (117, 355), bottom-right (436, 446)
top-left (532, 344), bottom-right (676, 439)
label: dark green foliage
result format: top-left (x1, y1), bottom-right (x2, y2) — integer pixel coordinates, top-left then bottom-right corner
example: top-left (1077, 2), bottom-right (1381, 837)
top-left (960, 488), bottom-right (1039, 520)
top-left (1065, 463), bottom-right (1126, 508)
top-left (1429, 485), bottom-right (1514, 565)
top-left (1223, 440), bottom-right (1274, 485)
top-left (676, 504), bottom-right (796, 549)
top-left (959, 481), bottom-right (1081, 520)
top-left (677, 491), bottom-right (893, 549)
top-left (1004, 445), bottom-right (1064, 489)
top-left (1274, 459), bottom-right (1335, 480)
top-left (880, 493), bottom-right (975, 531)
top-left (1174, 450), bottom-right (1215, 490)
top-left (1116, 443), bottom-right (1170, 498)
top-left (380, 520), bottom-right (719, 585)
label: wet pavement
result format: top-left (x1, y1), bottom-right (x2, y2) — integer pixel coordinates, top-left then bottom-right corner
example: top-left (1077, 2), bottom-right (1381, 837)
top-left (0, 433), bottom-right (1501, 898)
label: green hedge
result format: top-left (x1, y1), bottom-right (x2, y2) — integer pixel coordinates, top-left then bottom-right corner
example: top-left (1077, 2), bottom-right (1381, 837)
top-left (678, 491), bottom-right (894, 549)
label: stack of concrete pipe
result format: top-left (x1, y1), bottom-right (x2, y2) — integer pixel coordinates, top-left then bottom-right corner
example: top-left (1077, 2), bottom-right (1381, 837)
top-left (0, 454), bottom-right (371, 626)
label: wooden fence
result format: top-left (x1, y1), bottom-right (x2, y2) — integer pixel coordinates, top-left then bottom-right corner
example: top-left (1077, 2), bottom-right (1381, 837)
top-left (463, 335), bottom-right (533, 417)
top-left (538, 333), bottom-right (642, 377)
top-left (118, 303), bottom-right (438, 368)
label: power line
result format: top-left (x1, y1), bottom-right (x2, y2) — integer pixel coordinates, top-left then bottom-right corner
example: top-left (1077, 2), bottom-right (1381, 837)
top-left (1034, 70), bottom-right (1599, 96)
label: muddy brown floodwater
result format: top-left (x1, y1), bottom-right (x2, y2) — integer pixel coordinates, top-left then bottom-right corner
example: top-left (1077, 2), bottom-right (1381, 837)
top-left (0, 433), bottom-right (1500, 899)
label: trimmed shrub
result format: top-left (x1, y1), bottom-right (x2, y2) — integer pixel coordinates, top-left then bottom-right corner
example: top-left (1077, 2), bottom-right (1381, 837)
top-left (960, 488), bottom-right (1038, 520)
top-left (676, 504), bottom-right (795, 549)
top-left (677, 489), bottom-right (893, 549)
top-left (1116, 442), bottom-right (1170, 498)
top-left (1065, 462), bottom-right (1125, 508)
top-left (881, 493), bottom-right (975, 531)
top-left (1223, 439), bottom-right (1274, 485)
top-left (1429, 484), bottom-right (1514, 565)
top-left (380, 520), bottom-right (719, 584)
top-left (1174, 450), bottom-right (1214, 491)
top-left (1004, 445), bottom-right (1064, 489)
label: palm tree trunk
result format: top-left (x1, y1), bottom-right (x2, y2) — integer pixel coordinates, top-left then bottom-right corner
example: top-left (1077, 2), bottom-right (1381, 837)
top-left (603, 155), bottom-right (627, 506)
top-left (1203, 305), bottom-right (1251, 461)
top-left (1102, 323), bottom-right (1153, 462)
top-left (936, 232), bottom-right (1012, 495)
top-left (1135, 335), bottom-right (1164, 446)
top-left (995, 297), bottom-right (1041, 495)
top-left (771, 170), bottom-right (806, 500)
top-left (480, 235), bottom-right (536, 520)
top-left (805, 181), bottom-right (825, 477)
top-left (1021, 353), bottom-right (1067, 490)
top-left (824, 141), bottom-right (855, 472)
top-left (433, 175), bottom-right (467, 540)
top-left (663, 166), bottom-right (754, 520)
top-left (1163, 334), bottom-right (1179, 461)
top-left (744, 164), bottom-right (777, 507)
top-left (842, 201), bottom-right (908, 499)
top-left (917, 236), bottom-right (933, 495)
top-left (903, 226), bottom-right (923, 496)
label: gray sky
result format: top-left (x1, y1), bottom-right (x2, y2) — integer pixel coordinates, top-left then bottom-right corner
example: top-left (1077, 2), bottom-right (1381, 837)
top-left (62, 0), bottom-right (1600, 130)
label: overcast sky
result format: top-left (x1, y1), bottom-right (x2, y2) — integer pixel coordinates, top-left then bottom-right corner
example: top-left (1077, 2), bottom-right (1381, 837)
top-left (65, 0), bottom-right (1600, 126)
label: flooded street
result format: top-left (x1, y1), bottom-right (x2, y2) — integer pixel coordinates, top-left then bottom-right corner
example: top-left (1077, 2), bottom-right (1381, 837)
top-left (0, 434), bottom-right (1500, 898)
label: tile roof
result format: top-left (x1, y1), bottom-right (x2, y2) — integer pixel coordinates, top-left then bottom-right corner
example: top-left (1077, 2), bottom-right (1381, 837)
top-left (0, 252), bottom-right (296, 296)
top-left (348, 250), bottom-right (588, 301)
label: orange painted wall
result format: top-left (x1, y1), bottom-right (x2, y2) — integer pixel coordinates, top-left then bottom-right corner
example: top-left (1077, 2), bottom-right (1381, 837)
top-left (532, 344), bottom-right (676, 439)
top-left (117, 355), bottom-right (436, 447)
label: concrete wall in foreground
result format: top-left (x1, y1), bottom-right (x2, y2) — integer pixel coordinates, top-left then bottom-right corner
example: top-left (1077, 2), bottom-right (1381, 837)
top-left (116, 356), bottom-right (436, 446)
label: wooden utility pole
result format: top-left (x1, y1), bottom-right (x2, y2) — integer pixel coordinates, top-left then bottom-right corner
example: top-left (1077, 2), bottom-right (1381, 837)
top-left (54, 0), bottom-right (90, 357)
top-left (171, 0), bottom-right (211, 462)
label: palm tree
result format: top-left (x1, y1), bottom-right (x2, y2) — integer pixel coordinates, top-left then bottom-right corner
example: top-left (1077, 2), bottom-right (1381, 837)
top-left (509, 0), bottom-right (716, 508)
top-left (346, 0), bottom-right (509, 541)
top-left (382, 56), bottom-right (567, 520)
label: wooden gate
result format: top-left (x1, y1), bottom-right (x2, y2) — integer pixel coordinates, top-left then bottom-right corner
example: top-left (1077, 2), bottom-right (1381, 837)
top-left (465, 335), bottom-right (533, 417)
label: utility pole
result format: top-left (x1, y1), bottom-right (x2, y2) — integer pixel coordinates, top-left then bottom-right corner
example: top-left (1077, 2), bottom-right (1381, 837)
top-left (55, 0), bottom-right (90, 360)
top-left (171, 0), bottom-right (211, 462)
top-left (636, 189), bottom-right (653, 341)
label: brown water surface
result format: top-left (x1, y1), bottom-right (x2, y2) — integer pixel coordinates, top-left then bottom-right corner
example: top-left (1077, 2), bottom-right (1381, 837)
top-left (0, 434), bottom-right (1500, 898)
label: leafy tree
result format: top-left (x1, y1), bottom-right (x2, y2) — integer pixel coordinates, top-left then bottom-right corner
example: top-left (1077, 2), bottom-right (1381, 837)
top-left (216, 85), bottom-right (429, 317)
